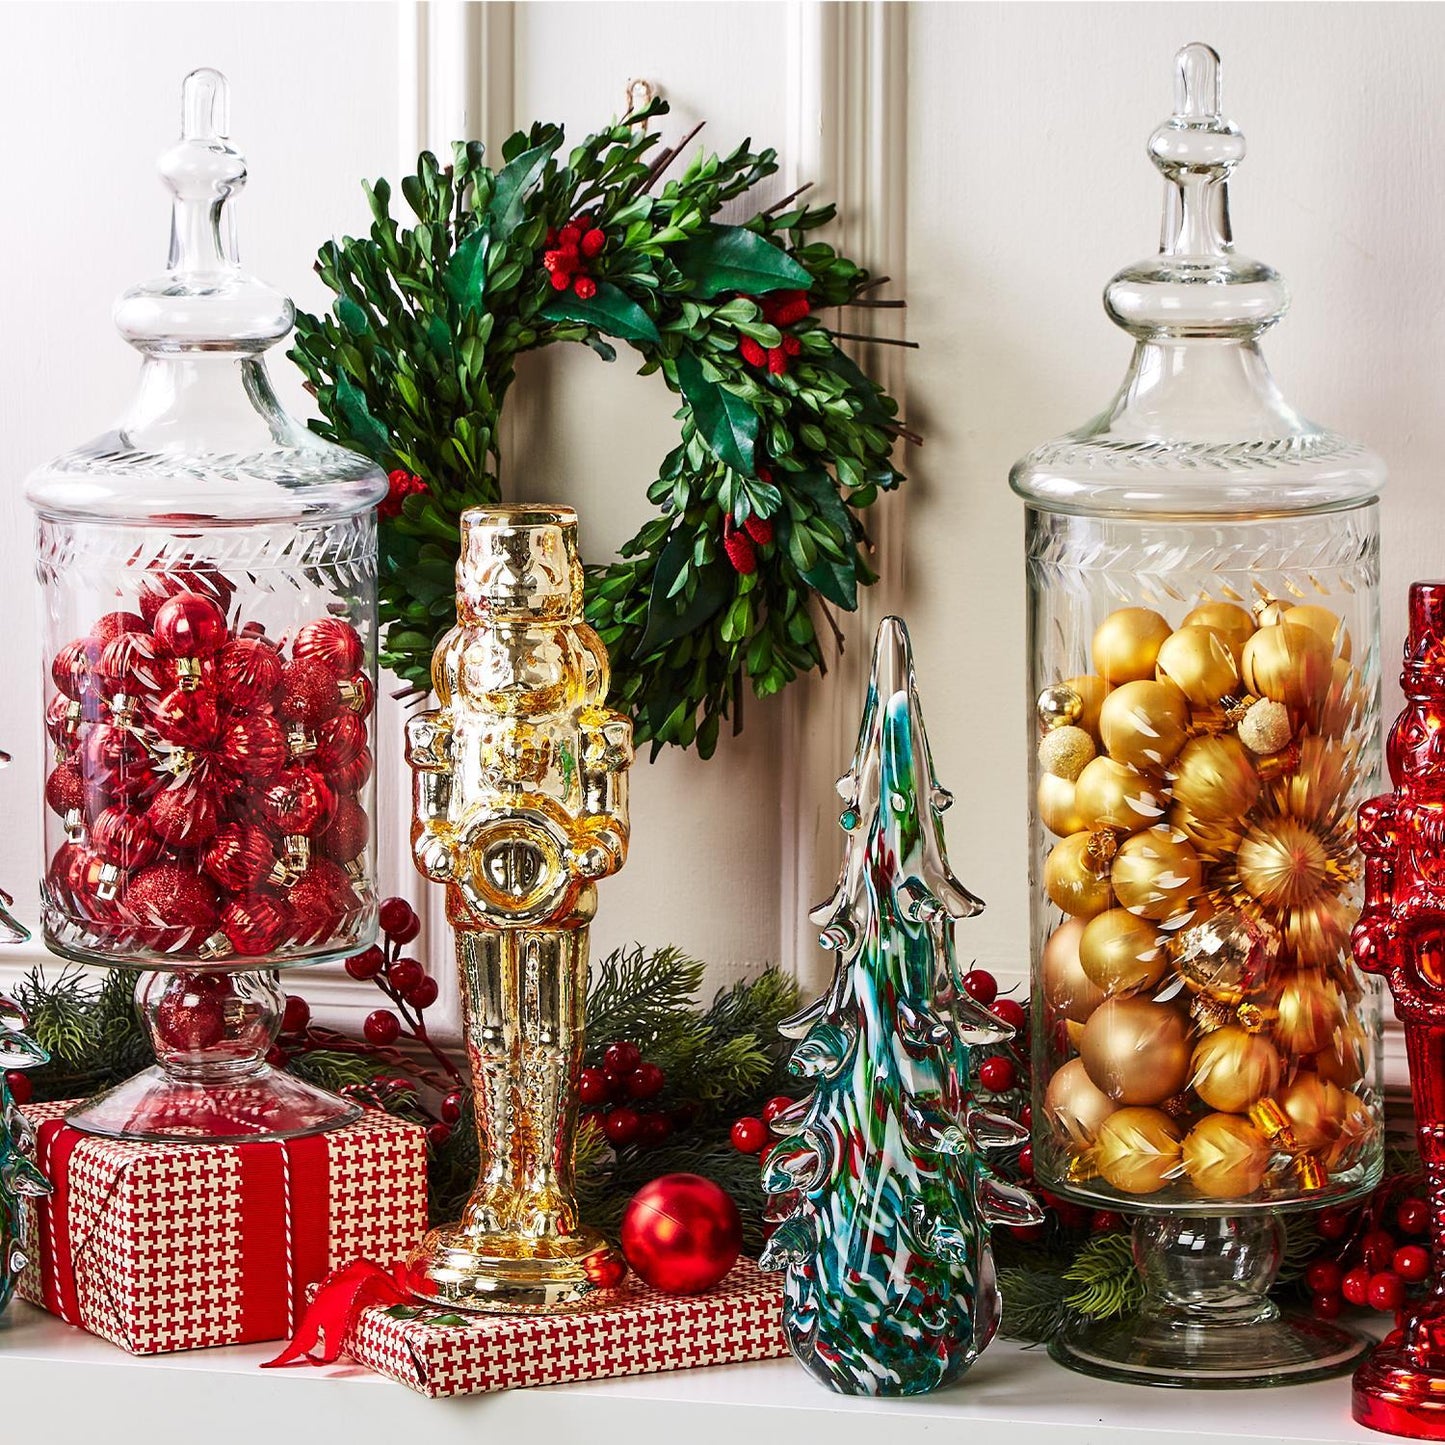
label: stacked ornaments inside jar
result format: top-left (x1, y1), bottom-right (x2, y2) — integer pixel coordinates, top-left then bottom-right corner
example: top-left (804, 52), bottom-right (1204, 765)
top-left (1036, 598), bottom-right (1377, 1205)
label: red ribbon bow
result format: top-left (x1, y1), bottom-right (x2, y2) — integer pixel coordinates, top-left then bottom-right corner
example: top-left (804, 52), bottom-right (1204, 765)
top-left (262, 1259), bottom-right (411, 1368)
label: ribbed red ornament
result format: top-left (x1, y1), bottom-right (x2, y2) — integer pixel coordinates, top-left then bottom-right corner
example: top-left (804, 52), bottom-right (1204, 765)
top-left (215, 637), bottom-right (283, 711)
top-left (147, 784), bottom-right (221, 849)
top-left (57, 844), bottom-right (114, 923)
top-left (51, 640), bottom-right (93, 701)
top-left (260, 765), bottom-right (337, 836)
top-left (81, 724), bottom-right (156, 801)
top-left (44, 763), bottom-right (85, 816)
top-left (123, 864), bottom-right (220, 949)
top-left (90, 610), bottom-right (147, 651)
top-left (218, 713), bottom-right (288, 779)
top-left (314, 711), bottom-right (365, 770)
top-left (319, 795), bottom-right (369, 863)
top-left (97, 632), bottom-right (167, 704)
top-left (151, 685), bottom-right (222, 747)
top-left (45, 695), bottom-right (83, 749)
top-left (220, 893), bottom-right (292, 956)
top-left (278, 659), bottom-right (343, 728)
top-left (328, 745), bottom-right (374, 795)
top-left (153, 592), bottom-right (228, 659)
top-left (292, 618), bottom-right (364, 678)
top-left (202, 823), bottom-right (276, 891)
top-left (91, 805), bottom-right (161, 870)
top-left (138, 564), bottom-right (235, 626)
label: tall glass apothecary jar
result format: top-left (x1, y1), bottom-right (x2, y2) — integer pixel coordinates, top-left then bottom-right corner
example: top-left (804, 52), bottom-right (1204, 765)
top-left (1012, 45), bottom-right (1385, 1386)
top-left (26, 71), bottom-right (387, 1142)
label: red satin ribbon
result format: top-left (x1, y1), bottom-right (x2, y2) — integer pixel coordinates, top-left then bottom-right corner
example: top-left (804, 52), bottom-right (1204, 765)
top-left (262, 1260), bottom-right (411, 1368)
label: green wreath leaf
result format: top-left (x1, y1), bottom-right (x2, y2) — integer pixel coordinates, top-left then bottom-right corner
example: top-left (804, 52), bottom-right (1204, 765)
top-left (675, 225), bottom-right (813, 298)
top-left (673, 350), bottom-right (758, 475)
top-left (487, 138), bottom-right (557, 236)
top-left (539, 282), bottom-right (661, 345)
top-left (634, 530), bottom-right (732, 659)
top-left (333, 369), bottom-right (391, 461)
top-left (444, 230), bottom-right (491, 313)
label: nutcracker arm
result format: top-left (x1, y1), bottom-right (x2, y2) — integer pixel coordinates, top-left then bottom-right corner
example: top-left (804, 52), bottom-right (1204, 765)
top-left (575, 705), bottom-right (632, 879)
top-left (406, 710), bottom-right (456, 882)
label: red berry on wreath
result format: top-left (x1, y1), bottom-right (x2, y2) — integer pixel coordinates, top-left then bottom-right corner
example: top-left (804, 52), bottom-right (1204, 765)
top-left (219, 714), bottom-right (289, 780)
top-left (203, 823), bottom-right (275, 891)
top-left (221, 894), bottom-right (291, 956)
top-left (627, 1062), bottom-right (666, 1100)
top-left (215, 637), bottom-right (283, 711)
top-left (427, 1121), bottom-right (452, 1149)
top-left (762, 1094), bottom-right (795, 1125)
top-left (730, 1116), bottom-right (767, 1154)
top-left (277, 659), bottom-right (342, 728)
top-left (148, 783), bottom-right (220, 849)
top-left (292, 617), bottom-right (364, 678)
top-left (153, 592), bottom-right (227, 659)
top-left (603, 1040), bottom-right (641, 1077)
top-left (388, 956), bottom-right (425, 994)
top-left (1312, 1291), bottom-right (1343, 1321)
top-left (364, 1009), bottom-right (401, 1046)
top-left (572, 274), bottom-right (597, 300)
top-left (962, 969), bottom-right (998, 1005)
top-left (346, 945), bottom-right (386, 980)
top-left (379, 896), bottom-right (420, 943)
top-left (1362, 1228), bottom-right (1398, 1272)
top-left (405, 976), bottom-right (439, 1010)
top-left (739, 336), bottom-right (767, 369)
top-left (1316, 1208), bottom-right (1352, 1241)
top-left (1342, 1264), bottom-right (1372, 1306)
top-left (578, 1068), bottom-right (608, 1105)
top-left (742, 514), bottom-right (773, 546)
top-left (281, 993), bottom-right (311, 1036)
top-left (640, 1113), bottom-right (672, 1149)
top-left (603, 1107), bottom-right (643, 1149)
top-left (580, 227), bottom-right (606, 259)
top-left (1304, 1259), bottom-right (1344, 1296)
top-left (990, 997), bottom-right (1027, 1032)
top-left (1399, 1197), bottom-right (1431, 1236)
top-left (1369, 1271), bottom-right (1406, 1312)
top-left (1091, 1210), bottom-right (1126, 1234)
top-left (977, 1056), bottom-right (1016, 1092)
top-left (1395, 1245), bottom-right (1431, 1282)
top-left (722, 527), bottom-right (756, 575)
top-left (440, 1092), bottom-right (463, 1125)
top-left (620, 1174), bottom-right (742, 1295)
top-left (549, 268), bottom-right (571, 291)
top-left (5, 1071), bottom-right (33, 1106)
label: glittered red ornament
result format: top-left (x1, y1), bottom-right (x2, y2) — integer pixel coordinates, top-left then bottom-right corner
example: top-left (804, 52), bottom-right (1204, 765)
top-left (90, 610), bottom-right (147, 651)
top-left (292, 618), bottom-right (364, 678)
top-left (215, 637), bottom-right (283, 711)
top-left (137, 564), bottom-right (235, 626)
top-left (319, 795), bottom-right (369, 863)
top-left (260, 765), bottom-right (337, 836)
top-left (147, 784), bottom-right (221, 849)
top-left (220, 894), bottom-right (291, 956)
top-left (153, 971), bottom-right (230, 1053)
top-left (151, 685), bottom-right (222, 747)
top-left (278, 659), bottom-right (342, 728)
top-left (328, 745), bottom-right (373, 795)
top-left (51, 640), bottom-right (94, 701)
top-left (91, 806), bottom-right (161, 870)
top-left (218, 713), bottom-right (288, 780)
top-left (619, 1174), bottom-right (742, 1295)
top-left (153, 592), bottom-right (227, 659)
top-left (123, 864), bottom-right (220, 950)
top-left (314, 711), bottom-right (365, 771)
top-left (287, 859), bottom-right (356, 944)
top-left (44, 763), bottom-right (85, 817)
top-left (202, 823), bottom-right (275, 891)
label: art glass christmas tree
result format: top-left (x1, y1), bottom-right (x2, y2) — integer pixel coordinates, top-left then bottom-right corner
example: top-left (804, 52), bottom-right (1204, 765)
top-left (760, 617), bottom-right (1040, 1396)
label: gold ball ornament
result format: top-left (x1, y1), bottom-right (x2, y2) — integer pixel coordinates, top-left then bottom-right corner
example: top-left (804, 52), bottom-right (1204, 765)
top-left (1170, 735), bottom-right (1261, 823)
top-left (1078, 996), bottom-right (1192, 1105)
top-left (1277, 1072), bottom-right (1348, 1154)
top-left (1037, 684), bottom-right (1084, 732)
top-left (1190, 1026), bottom-right (1283, 1113)
top-left (1063, 675), bottom-right (1112, 737)
top-left (1237, 698), bottom-right (1293, 756)
top-left (1156, 625), bottom-right (1240, 706)
top-left (1168, 907), bottom-right (1281, 1005)
top-left (1284, 890), bottom-right (1356, 971)
top-left (1315, 1013), bottom-right (1371, 1089)
top-left (1045, 832), bottom-right (1115, 919)
top-left (1275, 735), bottom-right (1353, 832)
top-left (1283, 604), bottom-right (1351, 662)
top-left (1112, 826), bottom-right (1203, 922)
top-left (1099, 680), bottom-right (1190, 771)
top-left (1273, 972), bottom-right (1348, 1056)
top-left (1327, 1090), bottom-right (1377, 1171)
top-left (1181, 602), bottom-right (1256, 665)
top-left (1038, 725), bottom-right (1096, 782)
top-left (1074, 757), bottom-right (1166, 834)
top-left (1236, 818), bottom-right (1334, 910)
top-left (1314, 658), bottom-right (1365, 740)
top-left (1169, 801), bottom-right (1245, 860)
top-left (1043, 1057), bottom-right (1117, 1148)
top-left (1094, 1107), bottom-right (1183, 1195)
top-left (1079, 909), bottom-right (1167, 996)
top-left (1182, 1114), bottom-right (1272, 1199)
top-left (1241, 622), bottom-right (1333, 713)
top-left (1038, 773), bottom-right (1089, 837)
top-left (1042, 917), bottom-right (1108, 1023)
top-left (1092, 608), bottom-right (1173, 685)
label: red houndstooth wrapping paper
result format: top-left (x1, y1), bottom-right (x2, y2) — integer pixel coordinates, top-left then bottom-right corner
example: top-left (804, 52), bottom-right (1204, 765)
top-left (335, 1259), bottom-right (786, 1397)
top-left (18, 1100), bottom-right (428, 1356)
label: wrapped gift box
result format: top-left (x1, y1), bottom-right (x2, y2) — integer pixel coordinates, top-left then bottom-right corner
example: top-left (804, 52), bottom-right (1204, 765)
top-left (336, 1259), bottom-right (786, 1397)
top-left (19, 1100), bottom-right (428, 1355)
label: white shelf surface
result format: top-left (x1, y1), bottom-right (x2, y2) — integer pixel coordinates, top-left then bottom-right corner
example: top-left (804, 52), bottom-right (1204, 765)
top-left (0, 1300), bottom-right (1395, 1445)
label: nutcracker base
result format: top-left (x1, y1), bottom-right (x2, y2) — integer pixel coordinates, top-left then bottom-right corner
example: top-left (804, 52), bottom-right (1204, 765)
top-left (405, 1221), bottom-right (622, 1313)
top-left (1050, 1212), bottom-right (1368, 1388)
top-left (67, 1063), bottom-right (361, 1143)
top-left (1354, 1342), bottom-right (1445, 1438)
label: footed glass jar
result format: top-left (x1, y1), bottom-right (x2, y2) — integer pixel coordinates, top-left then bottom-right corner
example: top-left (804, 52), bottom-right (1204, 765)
top-left (25, 71), bottom-right (387, 1142)
top-left (1012, 46), bottom-right (1384, 1386)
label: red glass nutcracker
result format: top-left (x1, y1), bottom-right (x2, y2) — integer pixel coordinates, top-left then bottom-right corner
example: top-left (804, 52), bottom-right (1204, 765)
top-left (1354, 582), bottom-right (1445, 1436)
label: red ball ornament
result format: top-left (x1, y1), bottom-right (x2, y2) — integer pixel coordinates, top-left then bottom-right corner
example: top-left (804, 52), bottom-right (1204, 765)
top-left (1395, 1244), bottom-right (1432, 1283)
top-left (315, 712), bottom-right (366, 771)
top-left (990, 998), bottom-right (1027, 1032)
top-left (51, 640), bottom-right (94, 701)
top-left (619, 1174), bottom-right (742, 1295)
top-left (219, 713), bottom-right (289, 780)
top-left (730, 1117), bottom-right (767, 1154)
top-left (81, 725), bottom-right (155, 802)
top-left (329, 745), bottom-right (374, 795)
top-left (46, 695), bottom-right (83, 750)
top-left (278, 659), bottom-right (342, 728)
top-left (202, 823), bottom-right (275, 891)
top-left (585, 1251), bottom-right (629, 1289)
top-left (91, 806), bottom-right (161, 870)
top-left (148, 784), bottom-right (221, 849)
top-left (44, 763), bottom-right (85, 817)
top-left (339, 672), bottom-right (375, 720)
top-left (287, 860), bottom-right (356, 944)
top-left (154, 971), bottom-right (231, 1053)
top-left (138, 564), bottom-right (234, 626)
top-left (292, 618), bottom-right (364, 678)
top-left (151, 686), bottom-right (222, 747)
top-left (90, 610), bottom-right (147, 651)
top-left (123, 864), bottom-right (220, 950)
top-left (260, 765), bottom-right (337, 837)
top-left (153, 592), bottom-right (228, 659)
top-left (320, 795), bottom-right (369, 863)
top-left (221, 893), bottom-right (291, 957)
top-left (215, 637), bottom-right (283, 711)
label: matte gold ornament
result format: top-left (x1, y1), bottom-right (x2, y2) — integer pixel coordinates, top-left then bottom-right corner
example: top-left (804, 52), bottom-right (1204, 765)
top-left (1237, 698), bottom-right (1292, 756)
top-left (1156, 625), bottom-right (1240, 706)
top-left (1038, 725), bottom-right (1096, 782)
top-left (1252, 596), bottom-right (1289, 629)
top-left (1092, 608), bottom-right (1172, 685)
top-left (1063, 674), bottom-right (1112, 737)
top-left (1038, 773), bottom-right (1089, 837)
top-left (1182, 1113), bottom-right (1272, 1199)
top-left (1327, 1090), bottom-right (1374, 1171)
top-left (1093, 1107), bottom-right (1183, 1195)
top-left (1241, 622), bottom-right (1333, 713)
top-left (1078, 909), bottom-right (1166, 995)
top-left (1276, 1072), bottom-right (1348, 1154)
top-left (1315, 1013), bottom-right (1370, 1088)
top-left (1168, 907), bottom-right (1281, 1005)
top-left (1042, 916), bottom-right (1108, 1023)
top-left (1037, 683), bottom-right (1084, 732)
top-left (1284, 889), bottom-right (1356, 971)
top-left (1181, 601), bottom-right (1256, 664)
top-left (1112, 826), bottom-right (1203, 922)
top-left (1045, 832), bottom-right (1114, 918)
top-left (1074, 756), bottom-right (1166, 834)
top-left (1099, 680), bottom-right (1190, 771)
top-left (1272, 971), bottom-right (1348, 1056)
top-left (1170, 735), bottom-right (1260, 822)
top-left (1078, 995), bottom-right (1192, 1105)
top-left (1190, 1026), bottom-right (1282, 1113)
top-left (1043, 1057), bottom-right (1117, 1147)
top-left (1283, 604), bottom-right (1351, 662)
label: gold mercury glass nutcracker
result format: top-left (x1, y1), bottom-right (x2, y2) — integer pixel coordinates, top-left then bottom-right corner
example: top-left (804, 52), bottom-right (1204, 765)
top-left (404, 506), bottom-right (632, 1311)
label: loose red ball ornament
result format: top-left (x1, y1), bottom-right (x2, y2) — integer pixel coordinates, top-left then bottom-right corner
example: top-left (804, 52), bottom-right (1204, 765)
top-left (978, 1056), bottom-right (1017, 1092)
top-left (219, 714), bottom-right (289, 781)
top-left (153, 592), bottom-right (227, 659)
top-left (345, 945), bottom-right (386, 980)
top-left (315, 712), bottom-right (366, 771)
top-left (730, 1117), bottom-right (767, 1154)
top-left (585, 1251), bottom-right (628, 1289)
top-left (378, 896), bottom-right (420, 943)
top-left (91, 806), bottom-right (161, 871)
top-left (962, 969), bottom-right (998, 1006)
top-left (98, 632), bottom-right (166, 701)
top-left (44, 764), bottom-right (85, 817)
top-left (216, 637), bottom-right (283, 711)
top-left (578, 1067), bottom-right (608, 1106)
top-left (221, 894), bottom-right (292, 956)
top-left (123, 864), bottom-right (220, 949)
top-left (278, 659), bottom-right (342, 728)
top-left (51, 640), bottom-right (94, 701)
top-left (281, 994), bottom-right (311, 1036)
top-left (148, 784), bottom-right (220, 849)
top-left (292, 618), bottom-right (364, 678)
top-left (991, 998), bottom-right (1027, 1032)
top-left (762, 1094), bottom-right (796, 1125)
top-left (202, 823), bottom-right (275, 891)
top-left (320, 796), bottom-right (369, 863)
top-left (154, 971), bottom-right (230, 1053)
top-left (620, 1174), bottom-right (743, 1295)
top-left (5, 1071), bottom-right (33, 1106)
top-left (138, 565), bottom-right (234, 625)
top-left (627, 1062), bottom-right (666, 1100)
top-left (364, 1009), bottom-right (401, 1046)
top-left (261, 766), bottom-right (337, 836)
top-left (151, 686), bottom-right (222, 747)
top-left (603, 1107), bottom-right (643, 1148)
top-left (604, 1041), bottom-right (642, 1077)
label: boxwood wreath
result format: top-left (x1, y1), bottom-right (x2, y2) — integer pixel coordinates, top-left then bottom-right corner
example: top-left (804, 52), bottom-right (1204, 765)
top-left (290, 96), bottom-right (910, 756)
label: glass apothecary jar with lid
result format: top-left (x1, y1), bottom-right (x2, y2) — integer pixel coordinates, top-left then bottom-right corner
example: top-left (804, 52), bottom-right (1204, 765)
top-left (1011, 44), bottom-right (1384, 1386)
top-left (26, 71), bottom-right (388, 1142)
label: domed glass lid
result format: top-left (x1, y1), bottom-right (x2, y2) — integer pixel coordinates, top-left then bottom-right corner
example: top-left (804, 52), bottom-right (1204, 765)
top-left (27, 69), bottom-right (385, 524)
top-left (1010, 43), bottom-right (1384, 519)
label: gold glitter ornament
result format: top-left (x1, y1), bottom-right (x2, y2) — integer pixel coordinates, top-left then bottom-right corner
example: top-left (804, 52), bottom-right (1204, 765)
top-left (1038, 725), bottom-right (1096, 781)
top-left (1241, 622), bottom-right (1333, 712)
top-left (1112, 827), bottom-right (1203, 922)
top-left (1170, 735), bottom-right (1261, 823)
top-left (1182, 1113), bottom-right (1272, 1199)
top-left (1273, 972), bottom-right (1348, 1055)
top-left (1039, 773), bottom-right (1089, 837)
top-left (1063, 674), bottom-right (1112, 737)
top-left (1181, 602), bottom-right (1256, 665)
top-left (1099, 680), bottom-right (1190, 771)
top-left (1283, 604), bottom-right (1351, 662)
top-left (1156, 625), bottom-right (1240, 706)
top-left (1093, 1107), bottom-right (1183, 1195)
top-left (1276, 1072), bottom-right (1348, 1154)
top-left (1237, 698), bottom-right (1292, 756)
top-left (1079, 909), bottom-right (1167, 995)
top-left (1092, 608), bottom-right (1173, 685)
top-left (1190, 1026), bottom-right (1282, 1113)
top-left (1037, 683), bottom-right (1084, 731)
top-left (1168, 907), bottom-right (1281, 1005)
top-left (1045, 832), bottom-right (1115, 918)
top-left (1078, 995), bottom-right (1192, 1105)
top-left (1042, 916), bottom-right (1108, 1023)
top-left (1043, 1057), bottom-right (1117, 1147)
top-left (1074, 757), bottom-right (1166, 834)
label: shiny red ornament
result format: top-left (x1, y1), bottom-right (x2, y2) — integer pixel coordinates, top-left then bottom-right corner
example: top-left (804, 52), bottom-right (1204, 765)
top-left (278, 659), bottom-right (342, 728)
top-left (91, 806), bottom-right (161, 871)
top-left (151, 685), bottom-right (222, 747)
top-left (990, 997), bottom-right (1027, 1032)
top-left (202, 822), bottom-right (275, 891)
top-left (148, 784), bottom-right (221, 849)
top-left (5, 1071), bottom-right (33, 1106)
top-left (97, 631), bottom-right (167, 706)
top-left (138, 564), bottom-right (234, 626)
top-left (260, 765), bottom-right (337, 837)
top-left (619, 1173), bottom-right (742, 1295)
top-left (583, 1251), bottom-right (628, 1289)
top-left (219, 713), bottom-right (289, 780)
top-left (319, 795), bottom-right (369, 863)
top-left (292, 618), bottom-right (364, 678)
top-left (314, 712), bottom-right (366, 771)
top-left (51, 640), bottom-right (94, 701)
top-left (281, 994), bottom-right (311, 1036)
top-left (45, 695), bottom-right (83, 749)
top-left (153, 971), bottom-right (230, 1053)
top-left (220, 894), bottom-right (292, 957)
top-left (123, 863), bottom-right (220, 950)
top-left (44, 763), bottom-right (84, 817)
top-left (152, 592), bottom-right (228, 659)
top-left (215, 637), bottom-right (283, 711)
top-left (328, 745), bottom-right (374, 795)
top-left (339, 672), bottom-right (374, 720)
top-left (81, 724), bottom-right (155, 801)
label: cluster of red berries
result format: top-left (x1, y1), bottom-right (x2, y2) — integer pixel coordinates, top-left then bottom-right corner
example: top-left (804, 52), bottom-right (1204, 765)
top-left (1304, 1194), bottom-right (1434, 1321)
top-left (961, 967), bottom-right (1027, 1094)
top-left (379, 469), bottom-right (429, 521)
top-left (543, 216), bottom-right (607, 300)
top-left (721, 513), bottom-right (775, 576)
top-left (737, 290), bottom-right (811, 376)
top-left (578, 1040), bottom-right (675, 1151)
top-left (729, 1093), bottom-right (797, 1157)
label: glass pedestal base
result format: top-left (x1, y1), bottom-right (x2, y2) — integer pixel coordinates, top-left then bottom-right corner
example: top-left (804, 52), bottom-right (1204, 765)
top-left (1049, 1213), bottom-right (1369, 1389)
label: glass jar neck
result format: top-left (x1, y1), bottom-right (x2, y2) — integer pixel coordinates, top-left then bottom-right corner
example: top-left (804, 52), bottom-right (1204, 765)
top-left (119, 353), bottom-right (295, 455)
